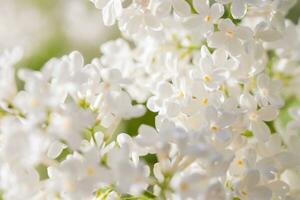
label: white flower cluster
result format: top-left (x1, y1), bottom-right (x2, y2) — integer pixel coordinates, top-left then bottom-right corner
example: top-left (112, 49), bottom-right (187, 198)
top-left (1, 0), bottom-right (300, 199)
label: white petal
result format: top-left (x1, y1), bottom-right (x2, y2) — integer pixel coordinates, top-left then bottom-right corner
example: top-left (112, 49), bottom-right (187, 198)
top-left (200, 45), bottom-right (211, 57)
top-left (265, 134), bottom-right (282, 155)
top-left (183, 15), bottom-right (203, 30)
top-left (192, 0), bottom-right (209, 14)
top-left (164, 101), bottom-right (180, 117)
top-left (70, 51), bottom-right (84, 67)
top-left (210, 3), bottom-right (224, 20)
top-left (117, 133), bottom-right (132, 147)
top-left (144, 14), bottom-right (162, 31)
top-left (94, 0), bottom-right (110, 9)
top-left (258, 106), bottom-right (278, 121)
top-left (236, 26), bottom-right (253, 40)
top-left (257, 73), bottom-right (269, 89)
top-left (131, 105), bottom-right (146, 117)
top-left (251, 121), bottom-right (270, 142)
top-left (256, 29), bottom-right (282, 42)
top-left (288, 108), bottom-right (300, 118)
top-left (172, 0), bottom-right (191, 17)
top-left (218, 18), bottom-right (235, 31)
top-left (157, 82), bottom-right (174, 98)
top-left (256, 158), bottom-right (277, 180)
top-left (200, 56), bottom-right (214, 74)
top-left (243, 170), bottom-right (260, 186)
top-left (101, 68), bottom-right (122, 83)
top-left (136, 125), bottom-right (159, 147)
top-left (113, 0), bottom-right (123, 17)
top-left (212, 48), bottom-right (227, 67)
top-left (47, 141), bottom-right (66, 159)
top-left (94, 132), bottom-right (104, 146)
top-left (226, 38), bottom-right (243, 56)
top-left (207, 32), bottom-right (225, 49)
top-left (231, 0), bottom-right (247, 19)
top-left (147, 97), bottom-right (160, 112)
top-left (154, 0), bottom-right (172, 17)
top-left (215, 129), bottom-right (232, 144)
top-left (240, 92), bottom-right (257, 111)
top-left (267, 181), bottom-right (289, 198)
top-left (275, 152), bottom-right (300, 169)
top-left (153, 163), bottom-right (164, 182)
top-left (205, 106), bottom-right (218, 121)
top-left (102, 2), bottom-right (116, 26)
top-left (249, 186), bottom-right (272, 200)
top-left (205, 182), bottom-right (226, 200)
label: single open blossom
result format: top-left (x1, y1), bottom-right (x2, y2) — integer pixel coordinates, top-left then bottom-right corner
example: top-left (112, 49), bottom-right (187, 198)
top-left (118, 6), bottom-right (163, 39)
top-left (240, 92), bottom-right (278, 141)
top-left (190, 46), bottom-right (228, 90)
top-left (208, 18), bottom-right (253, 55)
top-left (255, 73), bottom-right (284, 107)
top-left (184, 0), bottom-right (224, 35)
top-left (235, 170), bottom-right (272, 200)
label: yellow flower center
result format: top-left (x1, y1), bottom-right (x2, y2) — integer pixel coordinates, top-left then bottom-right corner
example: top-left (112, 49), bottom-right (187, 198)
top-left (225, 30), bottom-right (234, 38)
top-left (86, 166), bottom-right (96, 176)
top-left (178, 90), bottom-right (185, 97)
top-left (236, 159), bottom-right (244, 166)
top-left (203, 75), bottom-right (211, 82)
top-left (249, 112), bottom-right (258, 121)
top-left (201, 97), bottom-right (209, 105)
top-left (204, 15), bottom-right (212, 22)
top-left (180, 182), bottom-right (189, 192)
top-left (210, 124), bottom-right (219, 132)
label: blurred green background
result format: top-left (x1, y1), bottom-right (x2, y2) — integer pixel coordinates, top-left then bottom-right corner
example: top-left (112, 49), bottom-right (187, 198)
top-left (1, 0), bottom-right (300, 136)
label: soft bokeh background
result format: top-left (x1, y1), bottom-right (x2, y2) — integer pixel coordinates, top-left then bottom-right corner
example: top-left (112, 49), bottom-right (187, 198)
top-left (1, 0), bottom-right (120, 68)
top-left (1, 0), bottom-right (300, 135)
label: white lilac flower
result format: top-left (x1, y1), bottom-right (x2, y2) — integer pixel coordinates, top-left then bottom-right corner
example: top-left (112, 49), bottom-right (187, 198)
top-left (118, 6), bottom-right (162, 39)
top-left (47, 152), bottom-right (111, 200)
top-left (191, 46), bottom-right (228, 90)
top-left (0, 116), bottom-right (50, 167)
top-left (170, 172), bottom-right (209, 199)
top-left (0, 165), bottom-right (40, 200)
top-left (147, 79), bottom-right (189, 118)
top-left (107, 145), bottom-right (149, 195)
top-left (46, 51), bottom-right (90, 101)
top-left (91, 0), bottom-right (122, 26)
top-left (234, 170), bottom-right (272, 200)
top-left (208, 18), bottom-right (253, 56)
top-left (0, 47), bottom-right (22, 108)
top-left (48, 103), bottom-right (95, 150)
top-left (255, 73), bottom-right (284, 107)
top-left (240, 92), bottom-right (278, 141)
top-left (203, 106), bottom-right (234, 146)
top-left (287, 108), bottom-right (300, 133)
top-left (184, 0), bottom-right (224, 35)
